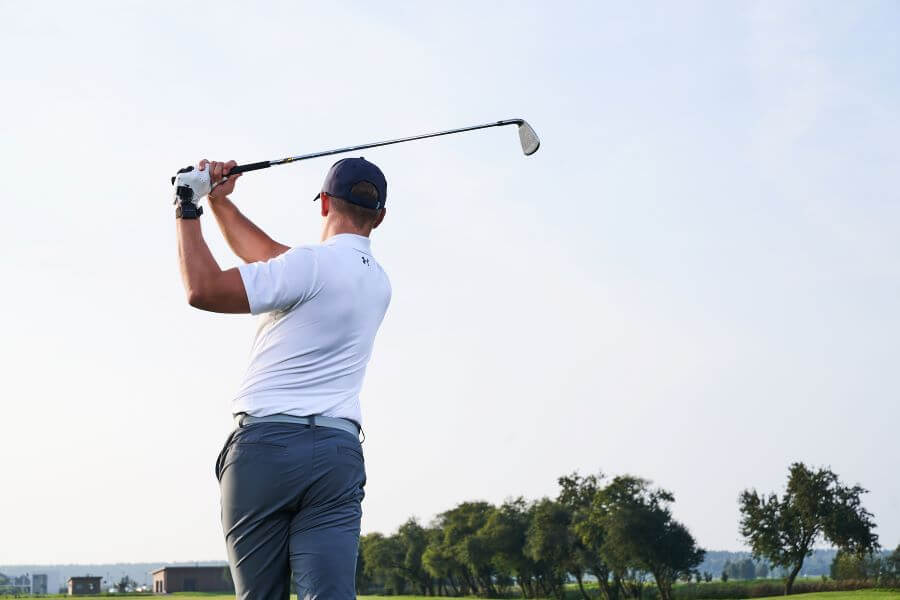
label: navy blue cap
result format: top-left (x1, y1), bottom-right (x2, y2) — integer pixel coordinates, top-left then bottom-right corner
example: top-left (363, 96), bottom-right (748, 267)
top-left (314, 157), bottom-right (387, 210)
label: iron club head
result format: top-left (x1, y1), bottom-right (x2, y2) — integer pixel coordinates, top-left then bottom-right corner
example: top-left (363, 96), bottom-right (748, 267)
top-left (517, 121), bottom-right (541, 156)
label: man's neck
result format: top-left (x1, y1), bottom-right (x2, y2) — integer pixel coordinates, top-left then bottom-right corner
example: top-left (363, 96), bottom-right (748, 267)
top-left (320, 220), bottom-right (370, 242)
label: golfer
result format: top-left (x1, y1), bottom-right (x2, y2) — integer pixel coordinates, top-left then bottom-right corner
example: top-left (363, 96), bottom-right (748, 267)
top-left (174, 157), bottom-right (391, 599)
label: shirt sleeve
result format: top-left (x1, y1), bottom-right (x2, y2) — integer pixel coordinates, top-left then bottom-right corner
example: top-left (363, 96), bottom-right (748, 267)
top-left (237, 246), bottom-right (319, 315)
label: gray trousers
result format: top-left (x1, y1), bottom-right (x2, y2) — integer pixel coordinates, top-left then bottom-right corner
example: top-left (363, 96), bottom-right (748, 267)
top-left (215, 421), bottom-right (366, 599)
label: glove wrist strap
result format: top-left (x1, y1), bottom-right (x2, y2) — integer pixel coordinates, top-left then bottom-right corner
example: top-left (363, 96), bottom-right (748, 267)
top-left (176, 203), bottom-right (203, 219)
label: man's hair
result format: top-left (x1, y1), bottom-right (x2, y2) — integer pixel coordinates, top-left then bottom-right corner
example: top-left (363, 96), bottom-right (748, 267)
top-left (329, 182), bottom-right (382, 230)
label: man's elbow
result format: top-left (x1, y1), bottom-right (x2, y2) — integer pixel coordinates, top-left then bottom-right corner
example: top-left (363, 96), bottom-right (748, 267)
top-left (186, 287), bottom-right (210, 310)
top-left (185, 283), bottom-right (249, 313)
top-left (183, 270), bottom-right (249, 313)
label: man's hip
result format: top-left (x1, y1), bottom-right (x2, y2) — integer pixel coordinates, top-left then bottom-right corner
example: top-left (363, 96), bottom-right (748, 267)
top-left (234, 412), bottom-right (360, 437)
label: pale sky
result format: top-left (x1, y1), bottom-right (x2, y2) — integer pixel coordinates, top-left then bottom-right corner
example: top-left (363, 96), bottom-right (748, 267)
top-left (1, 1), bottom-right (898, 565)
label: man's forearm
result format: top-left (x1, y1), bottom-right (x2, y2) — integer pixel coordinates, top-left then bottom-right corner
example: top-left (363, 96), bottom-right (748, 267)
top-left (208, 196), bottom-right (289, 263)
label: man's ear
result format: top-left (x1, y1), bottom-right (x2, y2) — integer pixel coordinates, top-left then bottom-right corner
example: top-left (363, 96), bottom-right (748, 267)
top-left (320, 192), bottom-right (330, 217)
top-left (372, 207), bottom-right (386, 229)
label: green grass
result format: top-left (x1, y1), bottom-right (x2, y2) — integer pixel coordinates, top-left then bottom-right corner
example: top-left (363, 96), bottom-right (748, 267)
top-left (354, 593), bottom-right (898, 600)
top-left (789, 594), bottom-right (900, 600)
top-left (355, 593), bottom-right (900, 600)
top-left (17, 590), bottom-right (897, 600)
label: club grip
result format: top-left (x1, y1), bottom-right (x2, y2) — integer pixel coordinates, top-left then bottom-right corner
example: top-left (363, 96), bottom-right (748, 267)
top-left (228, 161), bottom-right (271, 175)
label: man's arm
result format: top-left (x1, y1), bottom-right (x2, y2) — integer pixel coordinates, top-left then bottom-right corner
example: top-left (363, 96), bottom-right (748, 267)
top-left (174, 161), bottom-right (251, 313)
top-left (177, 218), bottom-right (250, 313)
top-left (205, 160), bottom-right (290, 263)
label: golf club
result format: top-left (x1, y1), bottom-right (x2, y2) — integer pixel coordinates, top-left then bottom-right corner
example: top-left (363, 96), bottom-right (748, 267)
top-left (225, 118), bottom-right (540, 177)
top-left (171, 119), bottom-right (539, 205)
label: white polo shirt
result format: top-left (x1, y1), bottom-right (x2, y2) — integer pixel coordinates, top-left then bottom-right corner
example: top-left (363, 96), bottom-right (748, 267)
top-left (233, 233), bottom-right (391, 425)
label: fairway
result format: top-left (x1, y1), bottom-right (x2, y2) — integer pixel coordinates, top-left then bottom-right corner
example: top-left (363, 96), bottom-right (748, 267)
top-left (346, 594), bottom-right (900, 600)
top-left (787, 594), bottom-right (900, 600)
top-left (24, 590), bottom-right (898, 599)
top-left (353, 593), bottom-right (900, 600)
top-left (128, 590), bottom-right (900, 600)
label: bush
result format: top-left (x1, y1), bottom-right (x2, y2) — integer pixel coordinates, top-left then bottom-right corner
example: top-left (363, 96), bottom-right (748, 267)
top-left (671, 578), bottom-right (877, 599)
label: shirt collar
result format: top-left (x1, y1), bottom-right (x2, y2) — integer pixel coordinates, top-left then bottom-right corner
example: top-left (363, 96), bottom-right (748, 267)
top-left (324, 233), bottom-right (372, 254)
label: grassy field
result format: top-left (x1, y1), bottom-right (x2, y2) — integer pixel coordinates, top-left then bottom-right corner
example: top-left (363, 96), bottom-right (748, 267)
top-left (352, 594), bottom-right (900, 600)
top-left (161, 591), bottom-right (900, 600)
top-left (786, 594), bottom-right (900, 600)
top-left (22, 590), bottom-right (895, 599)
top-left (11, 590), bottom-right (899, 599)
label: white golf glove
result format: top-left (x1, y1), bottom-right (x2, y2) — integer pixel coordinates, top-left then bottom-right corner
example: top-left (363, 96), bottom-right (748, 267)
top-left (171, 164), bottom-right (211, 219)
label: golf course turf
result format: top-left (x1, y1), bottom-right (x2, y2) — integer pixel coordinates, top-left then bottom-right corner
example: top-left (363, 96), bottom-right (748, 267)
top-left (56, 589), bottom-right (893, 599)
top-left (348, 593), bottom-right (900, 600)
top-left (398, 592), bottom-right (892, 599)
top-left (15, 589), bottom-right (899, 599)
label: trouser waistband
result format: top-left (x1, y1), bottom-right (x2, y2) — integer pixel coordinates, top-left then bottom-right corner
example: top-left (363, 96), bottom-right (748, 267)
top-left (234, 413), bottom-right (359, 437)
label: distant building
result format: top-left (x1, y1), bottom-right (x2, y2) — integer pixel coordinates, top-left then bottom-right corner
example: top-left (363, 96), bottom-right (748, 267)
top-left (32, 573), bottom-right (48, 594)
top-left (1, 574), bottom-right (32, 595)
top-left (150, 566), bottom-right (234, 594)
top-left (68, 576), bottom-right (102, 595)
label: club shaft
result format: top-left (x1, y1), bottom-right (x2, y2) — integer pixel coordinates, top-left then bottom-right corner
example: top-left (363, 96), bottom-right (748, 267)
top-left (228, 119), bottom-right (524, 175)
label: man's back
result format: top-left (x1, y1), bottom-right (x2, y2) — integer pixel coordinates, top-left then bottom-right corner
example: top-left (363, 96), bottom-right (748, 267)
top-left (234, 233), bottom-right (391, 424)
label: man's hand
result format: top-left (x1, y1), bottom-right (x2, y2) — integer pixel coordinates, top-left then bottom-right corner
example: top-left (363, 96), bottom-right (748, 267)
top-left (205, 159), bottom-right (242, 202)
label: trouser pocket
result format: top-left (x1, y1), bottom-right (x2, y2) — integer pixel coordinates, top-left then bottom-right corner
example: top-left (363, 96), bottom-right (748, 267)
top-left (215, 429), bottom-right (238, 482)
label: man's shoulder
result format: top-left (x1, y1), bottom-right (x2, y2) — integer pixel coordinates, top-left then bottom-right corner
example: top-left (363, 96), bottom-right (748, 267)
top-left (280, 244), bottom-right (320, 260)
top-left (286, 242), bottom-right (320, 253)
top-left (266, 245), bottom-right (319, 277)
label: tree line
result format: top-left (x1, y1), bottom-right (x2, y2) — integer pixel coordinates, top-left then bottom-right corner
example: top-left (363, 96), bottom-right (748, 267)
top-left (358, 471), bottom-right (704, 600)
top-left (831, 548), bottom-right (900, 583)
top-left (720, 558), bottom-right (768, 582)
top-left (358, 462), bottom-right (890, 598)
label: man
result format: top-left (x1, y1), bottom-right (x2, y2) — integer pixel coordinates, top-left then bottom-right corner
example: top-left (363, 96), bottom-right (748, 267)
top-left (174, 157), bottom-right (391, 599)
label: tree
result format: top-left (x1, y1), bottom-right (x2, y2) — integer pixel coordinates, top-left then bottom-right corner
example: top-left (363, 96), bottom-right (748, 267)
top-left (722, 560), bottom-right (731, 579)
top-left (478, 498), bottom-right (540, 598)
top-left (355, 543), bottom-right (373, 595)
top-left (830, 550), bottom-right (872, 580)
top-left (422, 537), bottom-right (461, 596)
top-left (360, 532), bottom-right (407, 594)
top-left (424, 501), bottom-right (497, 596)
top-left (721, 570), bottom-right (728, 582)
top-left (723, 558), bottom-right (756, 580)
top-left (582, 476), bottom-right (649, 600)
top-left (738, 558), bottom-right (756, 580)
top-left (559, 471), bottom-right (614, 600)
top-left (589, 476), bottom-right (704, 600)
top-left (882, 545), bottom-right (900, 586)
top-left (607, 505), bottom-right (704, 600)
top-left (115, 576), bottom-right (133, 593)
top-left (363, 518), bottom-right (448, 595)
top-left (739, 462), bottom-right (879, 595)
top-left (396, 519), bottom-right (434, 594)
top-left (525, 498), bottom-right (574, 600)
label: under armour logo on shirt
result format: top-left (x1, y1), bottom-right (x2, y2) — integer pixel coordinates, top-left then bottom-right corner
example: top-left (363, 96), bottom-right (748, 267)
top-left (361, 256), bottom-right (370, 266)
